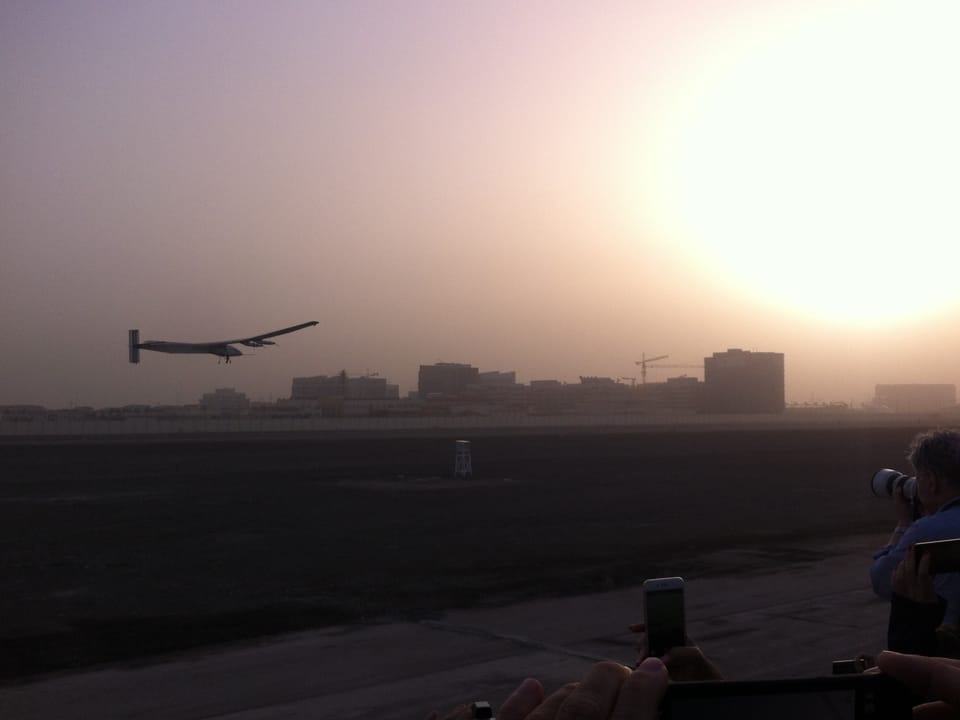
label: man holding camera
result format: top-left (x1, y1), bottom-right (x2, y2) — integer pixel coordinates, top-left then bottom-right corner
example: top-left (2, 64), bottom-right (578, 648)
top-left (871, 429), bottom-right (960, 649)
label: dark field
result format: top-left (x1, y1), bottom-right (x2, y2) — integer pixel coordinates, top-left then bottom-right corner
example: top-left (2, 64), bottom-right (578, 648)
top-left (0, 425), bottom-right (921, 681)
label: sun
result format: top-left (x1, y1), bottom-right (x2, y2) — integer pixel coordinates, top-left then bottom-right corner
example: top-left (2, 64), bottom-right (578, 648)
top-left (635, 1), bottom-right (960, 326)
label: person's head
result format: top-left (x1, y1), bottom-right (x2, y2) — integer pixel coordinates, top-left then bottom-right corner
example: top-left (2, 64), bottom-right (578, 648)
top-left (908, 429), bottom-right (960, 512)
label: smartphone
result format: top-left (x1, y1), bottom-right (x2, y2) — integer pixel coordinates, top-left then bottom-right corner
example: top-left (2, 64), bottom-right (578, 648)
top-left (642, 576), bottom-right (686, 657)
top-left (662, 673), bottom-right (916, 720)
top-left (913, 538), bottom-right (960, 574)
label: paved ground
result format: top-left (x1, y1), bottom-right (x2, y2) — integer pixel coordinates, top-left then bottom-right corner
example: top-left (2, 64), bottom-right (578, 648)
top-left (0, 533), bottom-right (892, 720)
top-left (0, 426), bottom-right (904, 681)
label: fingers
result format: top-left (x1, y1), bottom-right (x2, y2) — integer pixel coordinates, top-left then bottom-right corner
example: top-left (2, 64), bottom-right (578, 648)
top-left (877, 652), bottom-right (960, 707)
top-left (513, 660), bottom-right (669, 720)
top-left (499, 678), bottom-right (545, 720)
top-left (893, 561), bottom-right (906, 594)
top-left (904, 547), bottom-right (918, 575)
top-left (878, 652), bottom-right (960, 672)
top-left (631, 624), bottom-right (650, 664)
top-left (916, 551), bottom-right (938, 602)
top-left (610, 657), bottom-right (669, 720)
top-left (525, 683), bottom-right (577, 720)
top-left (554, 662), bottom-right (630, 720)
top-left (636, 634), bottom-right (649, 662)
top-left (663, 646), bottom-right (724, 681)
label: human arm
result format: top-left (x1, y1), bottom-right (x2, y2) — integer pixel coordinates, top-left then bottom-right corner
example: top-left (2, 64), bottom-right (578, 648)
top-left (888, 549), bottom-right (945, 655)
top-left (872, 520), bottom-right (924, 599)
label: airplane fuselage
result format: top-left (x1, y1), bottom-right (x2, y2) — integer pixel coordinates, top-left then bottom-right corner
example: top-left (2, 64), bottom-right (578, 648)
top-left (137, 341), bottom-right (242, 358)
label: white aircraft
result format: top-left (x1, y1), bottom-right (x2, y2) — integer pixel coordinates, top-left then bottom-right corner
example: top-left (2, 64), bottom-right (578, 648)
top-left (129, 321), bottom-right (318, 364)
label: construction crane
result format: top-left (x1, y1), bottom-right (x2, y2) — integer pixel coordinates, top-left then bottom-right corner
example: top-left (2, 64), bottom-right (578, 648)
top-left (619, 376), bottom-right (639, 388)
top-left (634, 354), bottom-right (669, 385)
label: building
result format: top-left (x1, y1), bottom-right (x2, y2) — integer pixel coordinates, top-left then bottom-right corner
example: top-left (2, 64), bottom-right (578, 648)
top-left (874, 384), bottom-right (957, 413)
top-left (477, 370), bottom-right (517, 387)
top-left (0, 405), bottom-right (47, 422)
top-left (199, 388), bottom-right (251, 414)
top-left (646, 376), bottom-right (702, 413)
top-left (418, 363), bottom-right (479, 399)
top-left (702, 348), bottom-right (785, 413)
top-left (571, 376), bottom-right (633, 414)
top-left (528, 379), bottom-right (566, 415)
top-left (291, 374), bottom-right (397, 402)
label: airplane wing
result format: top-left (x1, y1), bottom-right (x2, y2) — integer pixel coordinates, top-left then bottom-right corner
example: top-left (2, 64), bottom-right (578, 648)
top-left (217, 321), bottom-right (319, 346)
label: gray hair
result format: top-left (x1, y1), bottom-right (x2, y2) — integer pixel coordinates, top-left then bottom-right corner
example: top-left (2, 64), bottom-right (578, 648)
top-left (908, 429), bottom-right (960, 485)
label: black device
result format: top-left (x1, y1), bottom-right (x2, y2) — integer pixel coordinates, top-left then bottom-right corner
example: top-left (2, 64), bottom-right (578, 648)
top-left (470, 701), bottom-right (493, 719)
top-left (642, 576), bottom-right (686, 657)
top-left (661, 673), bottom-right (916, 720)
top-left (913, 538), bottom-right (960, 574)
top-left (832, 655), bottom-right (875, 675)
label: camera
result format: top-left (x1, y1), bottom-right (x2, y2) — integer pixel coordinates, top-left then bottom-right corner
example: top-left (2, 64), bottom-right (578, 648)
top-left (871, 469), bottom-right (918, 501)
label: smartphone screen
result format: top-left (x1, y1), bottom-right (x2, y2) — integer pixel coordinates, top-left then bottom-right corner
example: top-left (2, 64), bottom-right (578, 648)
top-left (914, 538), bottom-right (960, 574)
top-left (666, 688), bottom-right (854, 719)
top-left (644, 579), bottom-right (685, 656)
top-left (662, 675), bottom-right (915, 720)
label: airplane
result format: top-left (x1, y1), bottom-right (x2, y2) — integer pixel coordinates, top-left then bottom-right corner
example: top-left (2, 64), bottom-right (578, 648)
top-left (128, 321), bottom-right (318, 364)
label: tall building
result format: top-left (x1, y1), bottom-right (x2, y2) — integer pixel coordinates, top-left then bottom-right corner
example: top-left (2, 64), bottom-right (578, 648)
top-left (418, 363), bottom-right (479, 399)
top-left (702, 349), bottom-right (785, 413)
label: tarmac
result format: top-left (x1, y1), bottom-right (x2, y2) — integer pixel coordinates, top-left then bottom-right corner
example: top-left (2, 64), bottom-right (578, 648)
top-left (0, 533), bottom-right (892, 720)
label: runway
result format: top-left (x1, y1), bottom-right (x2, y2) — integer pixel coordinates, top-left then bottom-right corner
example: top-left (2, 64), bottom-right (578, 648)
top-left (0, 533), bottom-right (890, 719)
top-left (0, 427), bottom-right (910, 682)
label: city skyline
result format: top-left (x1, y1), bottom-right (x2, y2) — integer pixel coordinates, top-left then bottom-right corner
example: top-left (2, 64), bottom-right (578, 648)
top-left (3, 2), bottom-right (960, 410)
top-left (6, 349), bottom-right (955, 413)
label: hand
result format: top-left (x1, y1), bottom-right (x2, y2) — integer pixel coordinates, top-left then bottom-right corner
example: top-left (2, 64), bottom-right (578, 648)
top-left (894, 491), bottom-right (917, 526)
top-left (892, 546), bottom-right (938, 604)
top-left (875, 651), bottom-right (960, 719)
top-left (660, 646), bottom-right (725, 681)
top-left (525, 658), bottom-right (668, 720)
top-left (628, 623), bottom-right (723, 681)
top-left (499, 678), bottom-right (546, 720)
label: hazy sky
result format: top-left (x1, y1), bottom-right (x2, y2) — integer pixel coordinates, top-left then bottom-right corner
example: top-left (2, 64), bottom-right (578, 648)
top-left (3, 1), bottom-right (960, 408)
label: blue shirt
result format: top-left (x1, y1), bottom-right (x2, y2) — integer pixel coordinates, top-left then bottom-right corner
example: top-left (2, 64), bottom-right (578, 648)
top-left (871, 497), bottom-right (960, 624)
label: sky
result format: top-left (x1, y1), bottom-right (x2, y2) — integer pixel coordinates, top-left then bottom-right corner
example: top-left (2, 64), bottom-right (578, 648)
top-left (2, 0), bottom-right (960, 409)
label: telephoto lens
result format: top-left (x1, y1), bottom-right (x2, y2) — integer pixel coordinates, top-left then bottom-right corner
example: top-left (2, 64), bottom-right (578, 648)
top-left (871, 469), bottom-right (918, 500)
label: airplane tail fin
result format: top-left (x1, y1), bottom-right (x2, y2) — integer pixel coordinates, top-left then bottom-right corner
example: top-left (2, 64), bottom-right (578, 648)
top-left (129, 329), bottom-right (140, 364)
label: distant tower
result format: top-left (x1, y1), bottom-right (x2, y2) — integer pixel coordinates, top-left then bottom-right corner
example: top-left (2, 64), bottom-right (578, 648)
top-left (454, 440), bottom-right (473, 479)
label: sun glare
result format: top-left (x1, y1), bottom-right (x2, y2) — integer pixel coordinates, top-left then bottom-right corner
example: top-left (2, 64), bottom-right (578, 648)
top-left (641, 2), bottom-right (960, 326)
